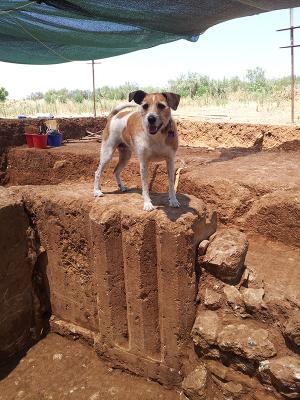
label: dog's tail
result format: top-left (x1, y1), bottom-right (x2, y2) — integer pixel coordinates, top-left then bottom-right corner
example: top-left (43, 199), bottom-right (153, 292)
top-left (109, 103), bottom-right (136, 118)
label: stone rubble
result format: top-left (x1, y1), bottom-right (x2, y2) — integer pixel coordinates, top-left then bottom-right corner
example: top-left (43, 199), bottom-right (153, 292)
top-left (198, 239), bottom-right (210, 256)
top-left (247, 267), bottom-right (264, 290)
top-left (192, 309), bottom-right (277, 363)
top-left (182, 365), bottom-right (208, 400)
top-left (203, 288), bottom-right (222, 310)
top-left (223, 285), bottom-right (244, 312)
top-left (193, 226), bottom-right (300, 398)
top-left (284, 310), bottom-right (300, 349)
top-left (259, 355), bottom-right (300, 399)
top-left (201, 229), bottom-right (249, 283)
top-left (241, 288), bottom-right (266, 312)
top-left (191, 310), bottom-right (221, 350)
top-left (217, 323), bottom-right (277, 361)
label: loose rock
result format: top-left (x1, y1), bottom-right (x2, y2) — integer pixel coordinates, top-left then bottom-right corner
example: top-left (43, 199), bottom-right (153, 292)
top-left (182, 365), bottom-right (208, 400)
top-left (247, 267), bottom-right (264, 289)
top-left (217, 323), bottom-right (276, 361)
top-left (206, 360), bottom-right (228, 381)
top-left (242, 288), bottom-right (265, 312)
top-left (260, 355), bottom-right (300, 398)
top-left (198, 240), bottom-right (210, 256)
top-left (223, 285), bottom-right (244, 311)
top-left (53, 160), bottom-right (67, 169)
top-left (284, 310), bottom-right (300, 349)
top-left (223, 381), bottom-right (243, 395)
top-left (203, 288), bottom-right (222, 310)
top-left (253, 391), bottom-right (279, 400)
top-left (192, 310), bottom-right (221, 349)
top-left (202, 229), bottom-right (249, 283)
top-left (207, 359), bottom-right (259, 391)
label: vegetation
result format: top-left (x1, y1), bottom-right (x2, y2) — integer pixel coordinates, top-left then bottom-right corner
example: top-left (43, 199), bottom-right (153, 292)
top-left (168, 67), bottom-right (298, 105)
top-left (0, 68), bottom-right (298, 118)
top-left (0, 87), bottom-right (8, 102)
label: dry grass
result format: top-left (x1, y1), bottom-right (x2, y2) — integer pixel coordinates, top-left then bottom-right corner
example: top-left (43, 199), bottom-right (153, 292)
top-left (0, 98), bottom-right (115, 118)
top-left (1, 95), bottom-right (299, 125)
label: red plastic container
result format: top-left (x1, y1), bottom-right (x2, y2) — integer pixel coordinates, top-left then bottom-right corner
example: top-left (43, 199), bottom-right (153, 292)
top-left (32, 134), bottom-right (48, 149)
top-left (25, 134), bottom-right (34, 148)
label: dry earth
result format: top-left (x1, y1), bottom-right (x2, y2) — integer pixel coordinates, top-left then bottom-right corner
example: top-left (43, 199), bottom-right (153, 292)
top-left (0, 117), bottom-right (299, 400)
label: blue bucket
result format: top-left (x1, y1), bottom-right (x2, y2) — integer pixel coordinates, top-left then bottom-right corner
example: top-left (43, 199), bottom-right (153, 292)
top-left (48, 133), bottom-right (62, 147)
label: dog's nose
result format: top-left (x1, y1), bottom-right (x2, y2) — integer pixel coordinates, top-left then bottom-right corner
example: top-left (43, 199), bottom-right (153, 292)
top-left (147, 115), bottom-right (156, 125)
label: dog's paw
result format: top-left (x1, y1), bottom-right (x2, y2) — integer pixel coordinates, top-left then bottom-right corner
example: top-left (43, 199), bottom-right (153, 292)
top-left (143, 202), bottom-right (155, 212)
top-left (169, 198), bottom-right (181, 208)
top-left (94, 189), bottom-right (104, 197)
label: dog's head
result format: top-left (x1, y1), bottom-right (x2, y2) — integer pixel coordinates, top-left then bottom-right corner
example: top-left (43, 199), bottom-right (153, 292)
top-left (129, 91), bottom-right (180, 135)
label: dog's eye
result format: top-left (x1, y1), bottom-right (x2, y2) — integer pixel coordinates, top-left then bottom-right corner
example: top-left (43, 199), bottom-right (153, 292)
top-left (157, 103), bottom-right (166, 110)
top-left (142, 103), bottom-right (149, 110)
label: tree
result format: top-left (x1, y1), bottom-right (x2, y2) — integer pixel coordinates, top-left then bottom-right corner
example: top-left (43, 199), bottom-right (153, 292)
top-left (56, 89), bottom-right (68, 103)
top-left (245, 67), bottom-right (267, 93)
top-left (44, 89), bottom-right (57, 104)
top-left (168, 73), bottom-right (210, 98)
top-left (27, 91), bottom-right (43, 100)
top-left (0, 87), bottom-right (8, 102)
top-left (72, 90), bottom-right (84, 103)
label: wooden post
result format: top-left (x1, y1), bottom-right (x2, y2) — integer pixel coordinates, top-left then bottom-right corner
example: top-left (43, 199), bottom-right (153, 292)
top-left (92, 60), bottom-right (96, 118)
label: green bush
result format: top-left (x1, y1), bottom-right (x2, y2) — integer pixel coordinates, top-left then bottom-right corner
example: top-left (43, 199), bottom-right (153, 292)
top-left (44, 89), bottom-right (57, 104)
top-left (0, 87), bottom-right (9, 102)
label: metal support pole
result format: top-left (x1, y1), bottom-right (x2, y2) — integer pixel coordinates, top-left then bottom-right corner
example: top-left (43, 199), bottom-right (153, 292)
top-left (290, 9), bottom-right (295, 124)
top-left (277, 9), bottom-right (299, 125)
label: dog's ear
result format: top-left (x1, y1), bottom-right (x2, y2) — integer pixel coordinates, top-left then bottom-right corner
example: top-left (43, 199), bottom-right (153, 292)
top-left (129, 90), bottom-right (147, 104)
top-left (162, 92), bottom-right (181, 110)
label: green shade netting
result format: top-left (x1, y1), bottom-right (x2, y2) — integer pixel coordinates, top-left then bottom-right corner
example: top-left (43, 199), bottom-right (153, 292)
top-left (0, 1), bottom-right (298, 64)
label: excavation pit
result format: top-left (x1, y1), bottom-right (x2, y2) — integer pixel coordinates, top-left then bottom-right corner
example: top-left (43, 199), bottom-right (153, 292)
top-left (1, 119), bottom-right (300, 399)
top-left (0, 184), bottom-right (216, 386)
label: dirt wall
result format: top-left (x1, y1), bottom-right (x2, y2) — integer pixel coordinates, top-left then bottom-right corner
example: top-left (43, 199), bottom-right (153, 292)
top-left (0, 188), bottom-right (37, 361)
top-left (1, 117), bottom-right (300, 155)
top-left (0, 117), bottom-right (106, 152)
top-left (177, 120), bottom-right (300, 149)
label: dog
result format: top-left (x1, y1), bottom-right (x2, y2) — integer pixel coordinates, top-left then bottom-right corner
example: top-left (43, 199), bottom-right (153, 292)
top-left (93, 90), bottom-right (181, 211)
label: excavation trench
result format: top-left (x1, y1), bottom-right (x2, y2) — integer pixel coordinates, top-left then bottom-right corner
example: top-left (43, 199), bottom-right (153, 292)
top-left (0, 119), bottom-right (299, 399)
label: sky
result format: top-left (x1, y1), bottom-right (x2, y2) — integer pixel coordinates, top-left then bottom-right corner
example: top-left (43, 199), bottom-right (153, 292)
top-left (1, 6), bottom-right (300, 99)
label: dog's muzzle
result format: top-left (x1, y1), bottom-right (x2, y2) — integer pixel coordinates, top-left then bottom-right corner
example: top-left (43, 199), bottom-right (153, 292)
top-left (147, 115), bottom-right (162, 135)
top-left (148, 125), bottom-right (160, 134)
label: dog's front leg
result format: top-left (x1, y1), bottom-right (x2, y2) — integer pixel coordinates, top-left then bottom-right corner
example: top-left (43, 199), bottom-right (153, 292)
top-left (167, 158), bottom-right (180, 208)
top-left (140, 159), bottom-right (154, 211)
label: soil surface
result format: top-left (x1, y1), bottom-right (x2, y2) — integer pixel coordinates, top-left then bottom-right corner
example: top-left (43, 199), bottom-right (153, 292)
top-left (0, 334), bottom-right (180, 400)
top-left (1, 119), bottom-right (299, 400)
top-left (246, 234), bottom-right (300, 310)
top-left (5, 140), bottom-right (300, 246)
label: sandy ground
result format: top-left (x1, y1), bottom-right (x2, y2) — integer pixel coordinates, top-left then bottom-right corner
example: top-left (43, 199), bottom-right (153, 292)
top-left (0, 334), bottom-right (180, 400)
top-left (174, 100), bottom-right (300, 125)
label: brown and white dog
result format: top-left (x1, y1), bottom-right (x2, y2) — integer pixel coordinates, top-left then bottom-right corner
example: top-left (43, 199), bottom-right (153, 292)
top-left (93, 90), bottom-right (181, 211)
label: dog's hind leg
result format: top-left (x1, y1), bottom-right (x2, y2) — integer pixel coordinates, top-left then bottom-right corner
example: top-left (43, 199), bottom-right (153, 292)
top-left (114, 144), bottom-right (132, 192)
top-left (94, 142), bottom-right (115, 197)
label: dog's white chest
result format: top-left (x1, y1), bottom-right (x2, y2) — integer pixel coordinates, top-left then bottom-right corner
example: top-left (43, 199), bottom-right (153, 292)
top-left (134, 132), bottom-right (174, 161)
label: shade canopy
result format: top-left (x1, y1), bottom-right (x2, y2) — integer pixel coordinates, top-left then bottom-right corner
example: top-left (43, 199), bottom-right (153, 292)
top-left (0, 1), bottom-right (298, 64)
